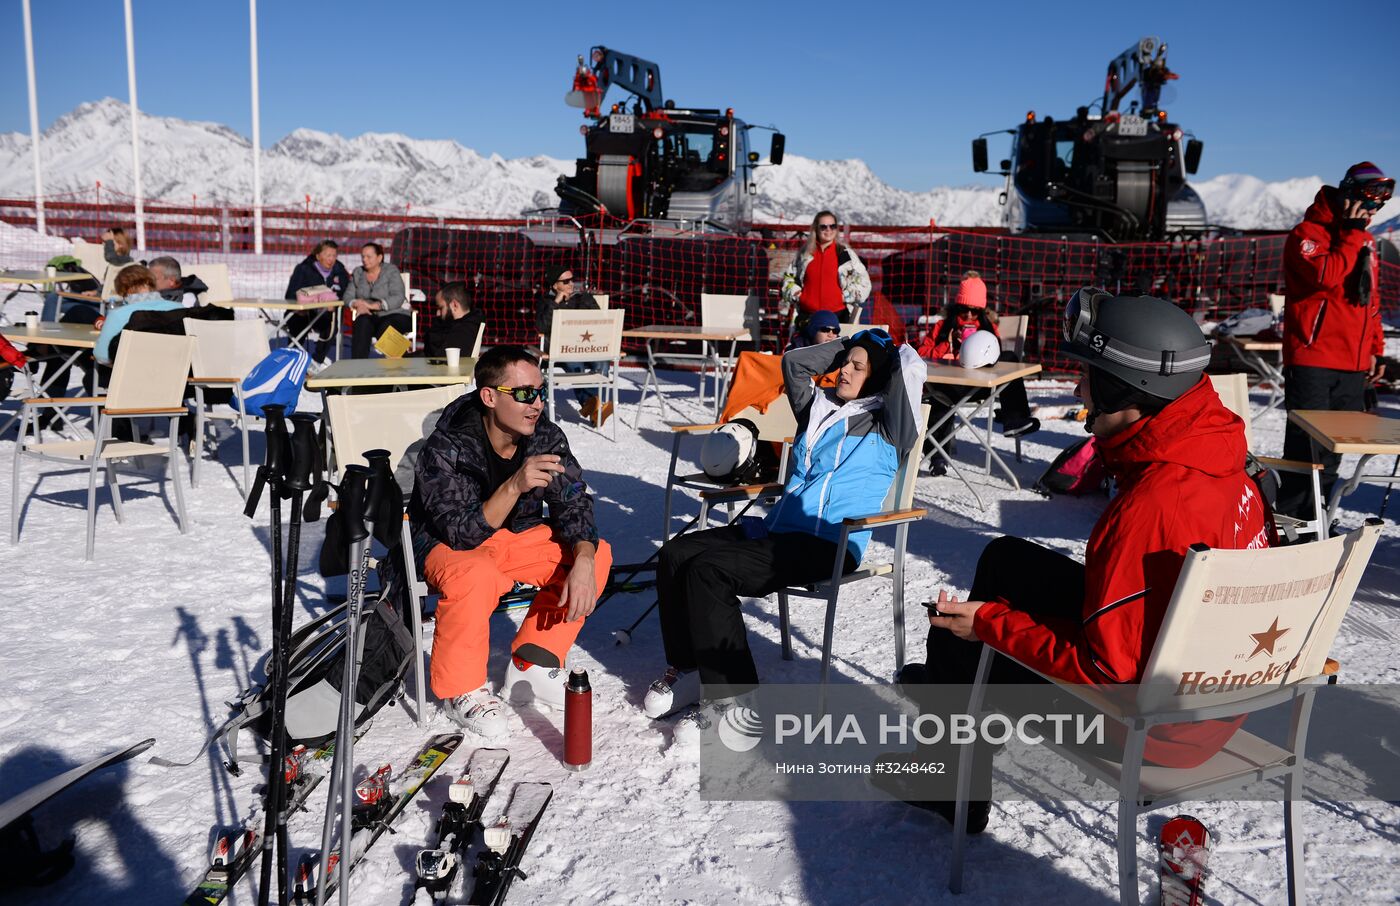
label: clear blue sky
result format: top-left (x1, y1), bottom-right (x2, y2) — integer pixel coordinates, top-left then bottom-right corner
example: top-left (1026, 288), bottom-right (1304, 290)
top-left (1, 0), bottom-right (1391, 192)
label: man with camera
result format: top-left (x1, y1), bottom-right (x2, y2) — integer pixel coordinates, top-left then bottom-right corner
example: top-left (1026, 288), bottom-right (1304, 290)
top-left (409, 345), bottom-right (612, 737)
top-left (1275, 161), bottom-right (1392, 521)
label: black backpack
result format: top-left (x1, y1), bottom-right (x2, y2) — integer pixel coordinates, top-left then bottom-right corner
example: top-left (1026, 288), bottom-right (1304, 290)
top-left (210, 571), bottom-right (414, 773)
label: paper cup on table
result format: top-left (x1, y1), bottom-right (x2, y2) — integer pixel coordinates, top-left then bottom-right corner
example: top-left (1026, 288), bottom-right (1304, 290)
top-left (445, 347), bottom-right (461, 370)
top-left (45, 266), bottom-right (57, 279)
top-left (24, 313), bottom-right (39, 330)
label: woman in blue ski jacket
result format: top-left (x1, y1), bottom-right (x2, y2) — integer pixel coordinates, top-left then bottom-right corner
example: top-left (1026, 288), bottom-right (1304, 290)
top-left (643, 328), bottom-right (925, 728)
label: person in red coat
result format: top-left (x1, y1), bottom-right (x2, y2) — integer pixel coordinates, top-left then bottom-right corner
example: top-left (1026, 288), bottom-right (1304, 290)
top-left (917, 271), bottom-right (1039, 447)
top-left (883, 291), bottom-right (1268, 833)
top-left (1276, 161), bottom-right (1392, 519)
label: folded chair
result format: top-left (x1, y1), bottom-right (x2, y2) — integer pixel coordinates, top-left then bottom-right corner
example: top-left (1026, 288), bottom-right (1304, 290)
top-left (948, 520), bottom-right (1383, 905)
top-left (1210, 372), bottom-right (1325, 541)
top-left (10, 332), bottom-right (195, 560)
top-left (696, 404), bottom-right (932, 683)
top-left (325, 384), bottom-right (469, 724)
top-left (185, 318), bottom-right (270, 495)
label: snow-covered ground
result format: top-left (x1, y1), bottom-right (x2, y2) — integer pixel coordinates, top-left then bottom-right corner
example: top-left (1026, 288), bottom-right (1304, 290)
top-left (1, 287), bottom-right (1398, 905)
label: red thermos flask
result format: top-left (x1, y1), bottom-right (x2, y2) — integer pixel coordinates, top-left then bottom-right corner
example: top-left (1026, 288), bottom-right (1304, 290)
top-left (563, 667), bottom-right (592, 771)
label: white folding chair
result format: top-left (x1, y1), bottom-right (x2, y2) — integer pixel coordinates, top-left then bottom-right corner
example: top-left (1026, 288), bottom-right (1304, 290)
top-left (1210, 373), bottom-right (1324, 542)
top-left (699, 293), bottom-right (753, 410)
top-left (11, 332), bottom-right (194, 560)
top-left (185, 319), bottom-right (271, 495)
top-left (325, 384), bottom-right (469, 725)
top-left (545, 309), bottom-right (624, 440)
top-left (948, 520), bottom-right (1383, 906)
top-left (697, 404), bottom-right (932, 683)
top-left (468, 321), bottom-right (486, 358)
top-left (996, 315), bottom-right (1029, 358)
top-left (593, 294), bottom-right (610, 309)
top-left (188, 263), bottom-right (233, 305)
top-left (401, 271), bottom-right (422, 351)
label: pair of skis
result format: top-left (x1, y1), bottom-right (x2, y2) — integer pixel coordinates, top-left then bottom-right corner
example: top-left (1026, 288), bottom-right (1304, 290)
top-left (184, 735), bottom-right (357, 906)
top-left (293, 732), bottom-right (462, 904)
top-left (412, 749), bottom-right (554, 906)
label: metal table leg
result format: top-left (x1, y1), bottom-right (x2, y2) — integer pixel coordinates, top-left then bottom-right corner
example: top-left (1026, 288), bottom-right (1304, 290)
top-left (632, 340), bottom-right (671, 427)
top-left (951, 384), bottom-right (1022, 490)
top-left (920, 388), bottom-right (985, 509)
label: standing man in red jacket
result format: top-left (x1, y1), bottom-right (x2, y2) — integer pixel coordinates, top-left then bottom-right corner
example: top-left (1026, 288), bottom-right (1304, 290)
top-left (881, 291), bottom-right (1268, 833)
top-left (1276, 161), bottom-right (1392, 520)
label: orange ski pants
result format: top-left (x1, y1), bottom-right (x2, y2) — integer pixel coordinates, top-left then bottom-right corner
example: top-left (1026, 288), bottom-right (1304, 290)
top-left (424, 524), bottom-right (612, 700)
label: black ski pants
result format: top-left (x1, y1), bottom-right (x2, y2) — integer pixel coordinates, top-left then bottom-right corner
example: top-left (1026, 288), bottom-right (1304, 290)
top-left (657, 524), bottom-right (856, 692)
top-left (924, 535), bottom-right (1084, 688)
top-left (351, 311), bottom-right (414, 359)
top-left (1276, 365), bottom-right (1368, 520)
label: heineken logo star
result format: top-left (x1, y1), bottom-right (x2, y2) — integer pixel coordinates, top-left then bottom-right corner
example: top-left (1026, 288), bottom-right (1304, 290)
top-left (1248, 617), bottom-right (1289, 658)
top-left (580, 331), bottom-right (594, 342)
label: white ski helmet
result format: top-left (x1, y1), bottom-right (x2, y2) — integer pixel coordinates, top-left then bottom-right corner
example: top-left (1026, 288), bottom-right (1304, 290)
top-left (959, 330), bottom-right (1001, 369)
top-left (699, 419), bottom-right (760, 483)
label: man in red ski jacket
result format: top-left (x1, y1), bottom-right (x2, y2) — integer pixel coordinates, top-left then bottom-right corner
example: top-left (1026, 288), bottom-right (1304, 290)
top-left (1276, 161), bottom-right (1391, 519)
top-left (887, 291), bottom-right (1267, 834)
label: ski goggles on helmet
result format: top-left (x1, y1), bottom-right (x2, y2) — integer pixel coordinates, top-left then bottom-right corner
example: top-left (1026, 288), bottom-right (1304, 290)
top-left (1063, 287), bottom-right (1210, 377)
top-left (493, 385), bottom-right (547, 404)
top-left (1062, 287), bottom-right (1108, 347)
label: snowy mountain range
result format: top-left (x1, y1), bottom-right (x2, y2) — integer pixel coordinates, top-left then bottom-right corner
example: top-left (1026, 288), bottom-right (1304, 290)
top-left (1, 98), bottom-right (1396, 231)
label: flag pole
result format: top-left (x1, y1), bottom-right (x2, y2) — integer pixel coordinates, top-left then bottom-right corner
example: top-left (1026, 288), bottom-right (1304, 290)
top-left (123, 0), bottom-right (145, 249)
top-left (249, 0), bottom-right (263, 254)
top-left (21, 0), bottom-right (45, 234)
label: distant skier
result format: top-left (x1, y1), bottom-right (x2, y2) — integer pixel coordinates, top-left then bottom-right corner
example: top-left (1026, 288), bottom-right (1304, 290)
top-left (409, 345), bottom-right (613, 737)
top-left (1274, 161), bottom-right (1391, 522)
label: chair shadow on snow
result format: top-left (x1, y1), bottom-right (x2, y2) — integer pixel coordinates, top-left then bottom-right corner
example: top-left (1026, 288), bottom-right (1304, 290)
top-left (0, 744), bottom-right (183, 904)
top-left (12, 467), bottom-right (185, 547)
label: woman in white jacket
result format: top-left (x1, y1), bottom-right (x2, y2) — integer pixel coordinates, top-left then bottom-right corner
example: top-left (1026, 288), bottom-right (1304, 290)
top-left (780, 210), bottom-right (872, 325)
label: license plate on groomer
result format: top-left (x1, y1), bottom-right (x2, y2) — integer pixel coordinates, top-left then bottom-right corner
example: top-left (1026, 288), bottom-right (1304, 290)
top-left (610, 114), bottom-right (635, 134)
top-left (1118, 114), bottom-right (1147, 137)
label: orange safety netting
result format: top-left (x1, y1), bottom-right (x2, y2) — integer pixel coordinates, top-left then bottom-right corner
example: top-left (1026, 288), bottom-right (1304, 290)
top-left (2, 193), bottom-right (1396, 375)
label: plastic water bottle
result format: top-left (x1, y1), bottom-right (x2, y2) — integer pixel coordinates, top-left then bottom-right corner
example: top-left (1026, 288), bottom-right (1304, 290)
top-left (563, 667), bottom-right (592, 771)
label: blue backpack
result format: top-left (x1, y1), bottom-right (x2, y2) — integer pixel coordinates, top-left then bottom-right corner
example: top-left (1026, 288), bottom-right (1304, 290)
top-left (241, 348), bottom-right (309, 417)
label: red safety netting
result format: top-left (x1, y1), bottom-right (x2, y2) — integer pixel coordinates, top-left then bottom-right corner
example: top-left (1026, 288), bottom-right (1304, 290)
top-left (2, 193), bottom-right (1396, 373)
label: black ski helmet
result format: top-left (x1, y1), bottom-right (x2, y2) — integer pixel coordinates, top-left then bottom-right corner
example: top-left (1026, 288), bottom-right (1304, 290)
top-left (1062, 289), bottom-right (1210, 402)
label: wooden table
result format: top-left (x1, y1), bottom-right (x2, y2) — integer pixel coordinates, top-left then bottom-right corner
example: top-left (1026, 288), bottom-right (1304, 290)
top-left (1287, 409), bottom-right (1400, 526)
top-left (622, 324), bottom-right (752, 424)
top-left (1219, 335), bottom-right (1285, 416)
top-left (924, 360), bottom-right (1042, 506)
top-left (1, 322), bottom-right (101, 437)
top-left (305, 356), bottom-right (478, 391)
top-left (212, 298), bottom-right (344, 360)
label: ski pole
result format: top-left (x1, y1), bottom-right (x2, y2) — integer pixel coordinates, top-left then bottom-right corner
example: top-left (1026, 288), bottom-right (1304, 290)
top-left (263, 413), bottom-right (317, 906)
top-left (1378, 453), bottom-right (1399, 522)
top-left (251, 404), bottom-right (289, 906)
top-left (611, 498), bottom-right (760, 645)
top-left (315, 464), bottom-right (370, 906)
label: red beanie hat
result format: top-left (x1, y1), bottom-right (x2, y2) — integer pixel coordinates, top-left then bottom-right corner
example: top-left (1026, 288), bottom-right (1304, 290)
top-left (955, 272), bottom-right (988, 309)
